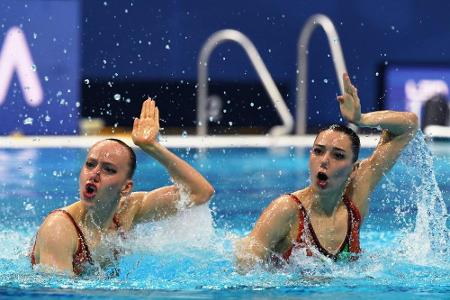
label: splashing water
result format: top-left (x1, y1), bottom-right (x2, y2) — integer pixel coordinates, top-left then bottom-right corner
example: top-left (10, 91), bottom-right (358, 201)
top-left (394, 131), bottom-right (449, 265)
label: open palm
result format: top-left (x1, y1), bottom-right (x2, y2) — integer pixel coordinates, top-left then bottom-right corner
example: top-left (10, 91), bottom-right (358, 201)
top-left (132, 98), bottom-right (160, 147)
top-left (337, 73), bottom-right (361, 124)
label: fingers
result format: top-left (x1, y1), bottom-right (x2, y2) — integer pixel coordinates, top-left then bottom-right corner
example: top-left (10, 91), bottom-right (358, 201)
top-left (140, 97), bottom-right (158, 119)
top-left (140, 100), bottom-right (147, 119)
top-left (155, 106), bottom-right (159, 122)
top-left (343, 73), bottom-right (353, 95)
top-left (149, 99), bottom-right (155, 119)
top-left (343, 73), bottom-right (358, 97)
top-left (133, 117), bottom-right (139, 129)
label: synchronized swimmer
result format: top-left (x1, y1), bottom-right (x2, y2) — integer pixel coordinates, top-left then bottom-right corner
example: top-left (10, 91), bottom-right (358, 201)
top-left (235, 73), bottom-right (418, 272)
top-left (30, 99), bottom-right (214, 276)
top-left (30, 73), bottom-right (419, 276)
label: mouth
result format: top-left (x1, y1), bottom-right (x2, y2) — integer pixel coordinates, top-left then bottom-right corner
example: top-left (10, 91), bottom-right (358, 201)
top-left (316, 171), bottom-right (329, 189)
top-left (83, 183), bottom-right (97, 200)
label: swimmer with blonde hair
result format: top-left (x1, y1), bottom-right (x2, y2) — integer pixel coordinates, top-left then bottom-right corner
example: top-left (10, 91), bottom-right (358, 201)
top-left (30, 98), bottom-right (214, 276)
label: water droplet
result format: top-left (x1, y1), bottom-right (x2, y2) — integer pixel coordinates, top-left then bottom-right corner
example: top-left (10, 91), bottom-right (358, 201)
top-left (250, 102), bottom-right (254, 107)
top-left (114, 94), bottom-right (121, 101)
top-left (44, 115), bottom-right (51, 122)
top-left (228, 121), bottom-right (233, 126)
top-left (31, 64), bottom-right (37, 72)
top-left (323, 78), bottom-right (328, 84)
top-left (44, 76), bottom-right (49, 81)
top-left (165, 44), bottom-right (170, 50)
top-left (125, 98), bottom-right (131, 103)
top-left (23, 117), bottom-right (33, 125)
top-left (84, 79), bottom-right (90, 84)
top-left (181, 130), bottom-right (188, 138)
top-left (375, 72), bottom-right (379, 77)
top-left (75, 102), bottom-right (80, 107)
top-left (33, 33), bottom-right (37, 39)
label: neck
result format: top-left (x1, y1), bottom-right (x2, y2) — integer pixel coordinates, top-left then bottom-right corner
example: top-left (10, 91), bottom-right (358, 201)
top-left (309, 183), bottom-right (347, 216)
top-left (80, 199), bottom-right (119, 232)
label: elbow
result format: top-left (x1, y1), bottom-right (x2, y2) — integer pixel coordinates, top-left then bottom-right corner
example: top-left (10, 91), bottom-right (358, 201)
top-left (192, 184), bottom-right (215, 206)
top-left (406, 112), bottom-right (419, 133)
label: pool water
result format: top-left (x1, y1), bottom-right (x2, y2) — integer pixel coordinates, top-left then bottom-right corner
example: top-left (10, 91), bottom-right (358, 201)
top-left (0, 134), bottom-right (449, 299)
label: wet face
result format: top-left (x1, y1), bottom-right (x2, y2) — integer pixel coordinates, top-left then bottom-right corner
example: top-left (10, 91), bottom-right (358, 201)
top-left (309, 130), bottom-right (354, 194)
top-left (79, 140), bottom-right (133, 209)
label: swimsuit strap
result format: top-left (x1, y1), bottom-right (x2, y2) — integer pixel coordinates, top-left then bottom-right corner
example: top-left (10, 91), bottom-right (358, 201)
top-left (52, 210), bottom-right (94, 274)
top-left (30, 209), bottom-right (93, 275)
top-left (281, 194), bottom-right (311, 261)
top-left (112, 213), bottom-right (126, 240)
top-left (342, 196), bottom-right (362, 255)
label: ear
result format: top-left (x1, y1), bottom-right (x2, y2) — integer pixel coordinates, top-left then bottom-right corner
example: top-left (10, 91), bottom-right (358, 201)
top-left (120, 179), bottom-right (134, 197)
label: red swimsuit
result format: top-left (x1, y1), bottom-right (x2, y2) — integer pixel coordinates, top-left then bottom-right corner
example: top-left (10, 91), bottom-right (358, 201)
top-left (280, 194), bottom-right (362, 262)
top-left (30, 209), bottom-right (124, 275)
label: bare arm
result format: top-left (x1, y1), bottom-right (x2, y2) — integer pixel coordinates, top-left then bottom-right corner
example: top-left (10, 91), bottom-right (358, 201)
top-left (32, 214), bottom-right (77, 276)
top-left (338, 73), bottom-right (418, 216)
top-left (235, 196), bottom-right (298, 273)
top-left (130, 99), bottom-right (214, 224)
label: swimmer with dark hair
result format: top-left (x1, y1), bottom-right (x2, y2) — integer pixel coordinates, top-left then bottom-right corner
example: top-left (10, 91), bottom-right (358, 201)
top-left (30, 98), bottom-right (214, 276)
top-left (235, 73), bottom-right (418, 273)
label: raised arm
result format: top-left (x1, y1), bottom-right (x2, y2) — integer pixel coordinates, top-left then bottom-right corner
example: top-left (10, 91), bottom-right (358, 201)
top-left (337, 73), bottom-right (418, 216)
top-left (235, 196), bottom-right (298, 273)
top-left (130, 98), bottom-right (214, 224)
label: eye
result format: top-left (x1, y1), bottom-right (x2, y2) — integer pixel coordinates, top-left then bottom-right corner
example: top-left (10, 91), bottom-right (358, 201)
top-left (333, 152), bottom-right (345, 160)
top-left (312, 147), bottom-right (323, 155)
top-left (103, 166), bottom-right (117, 174)
top-left (85, 161), bottom-right (96, 169)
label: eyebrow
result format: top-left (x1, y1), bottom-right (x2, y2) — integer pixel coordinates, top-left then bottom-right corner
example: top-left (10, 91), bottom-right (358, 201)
top-left (314, 144), bottom-right (347, 152)
top-left (86, 157), bottom-right (118, 168)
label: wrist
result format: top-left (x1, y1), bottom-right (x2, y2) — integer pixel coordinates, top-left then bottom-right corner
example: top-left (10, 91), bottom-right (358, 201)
top-left (138, 141), bottom-right (163, 155)
top-left (354, 113), bottom-right (365, 127)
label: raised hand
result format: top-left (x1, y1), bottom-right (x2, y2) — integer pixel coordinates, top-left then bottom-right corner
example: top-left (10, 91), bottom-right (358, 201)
top-left (337, 73), bottom-right (362, 124)
top-left (132, 98), bottom-right (160, 148)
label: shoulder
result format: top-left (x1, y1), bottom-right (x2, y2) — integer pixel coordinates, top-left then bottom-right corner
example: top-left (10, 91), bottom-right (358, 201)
top-left (263, 194), bottom-right (302, 220)
top-left (35, 211), bottom-right (79, 252)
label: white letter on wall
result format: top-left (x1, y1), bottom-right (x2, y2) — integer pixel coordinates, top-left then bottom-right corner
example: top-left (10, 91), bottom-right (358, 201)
top-left (0, 26), bottom-right (43, 107)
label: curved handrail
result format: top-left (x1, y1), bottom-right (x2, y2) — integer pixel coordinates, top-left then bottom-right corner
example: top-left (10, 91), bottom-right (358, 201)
top-left (296, 14), bottom-right (348, 135)
top-left (197, 29), bottom-right (294, 136)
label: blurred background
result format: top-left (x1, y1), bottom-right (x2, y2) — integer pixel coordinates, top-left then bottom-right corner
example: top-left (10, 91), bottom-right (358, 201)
top-left (1, 0), bottom-right (450, 136)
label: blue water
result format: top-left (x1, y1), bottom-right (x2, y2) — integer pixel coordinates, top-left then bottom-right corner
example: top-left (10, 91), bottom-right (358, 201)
top-left (1, 134), bottom-right (450, 299)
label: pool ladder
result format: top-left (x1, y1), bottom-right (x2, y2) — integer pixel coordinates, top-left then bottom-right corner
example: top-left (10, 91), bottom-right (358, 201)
top-left (196, 14), bottom-right (348, 136)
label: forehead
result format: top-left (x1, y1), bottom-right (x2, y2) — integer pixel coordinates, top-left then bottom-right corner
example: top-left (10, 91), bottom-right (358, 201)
top-left (314, 130), bottom-right (352, 151)
top-left (87, 140), bottom-right (129, 164)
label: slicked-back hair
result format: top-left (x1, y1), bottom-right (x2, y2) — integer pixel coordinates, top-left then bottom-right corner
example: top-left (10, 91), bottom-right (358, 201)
top-left (104, 138), bottom-right (137, 179)
top-left (315, 124), bottom-right (360, 163)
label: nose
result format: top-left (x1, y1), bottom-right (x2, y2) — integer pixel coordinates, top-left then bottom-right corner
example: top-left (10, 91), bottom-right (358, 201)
top-left (89, 168), bottom-right (101, 182)
top-left (319, 152), bottom-right (330, 169)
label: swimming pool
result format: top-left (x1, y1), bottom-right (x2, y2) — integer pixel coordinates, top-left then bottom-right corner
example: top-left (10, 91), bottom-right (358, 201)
top-left (1, 133), bottom-right (449, 299)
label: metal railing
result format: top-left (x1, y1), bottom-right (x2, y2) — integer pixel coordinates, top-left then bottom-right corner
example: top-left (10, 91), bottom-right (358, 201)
top-left (196, 29), bottom-right (294, 136)
top-left (296, 14), bottom-right (348, 135)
